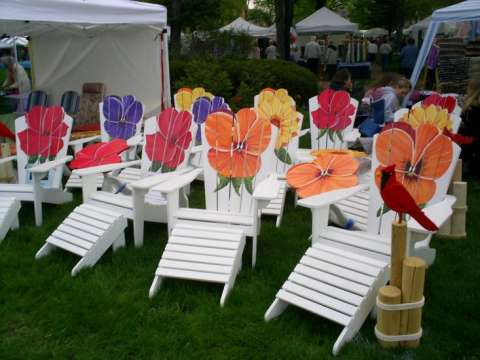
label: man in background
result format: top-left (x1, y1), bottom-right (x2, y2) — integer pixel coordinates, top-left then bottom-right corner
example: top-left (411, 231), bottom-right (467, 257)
top-left (265, 40), bottom-right (277, 60)
top-left (304, 36), bottom-right (322, 75)
top-left (400, 38), bottom-right (419, 78)
top-left (379, 38), bottom-right (392, 72)
top-left (367, 39), bottom-right (378, 63)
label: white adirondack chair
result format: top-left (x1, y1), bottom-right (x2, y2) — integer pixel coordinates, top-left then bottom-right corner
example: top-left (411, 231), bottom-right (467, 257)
top-left (0, 107), bottom-right (73, 226)
top-left (67, 108), bottom-right (196, 247)
top-left (253, 89), bottom-right (304, 227)
top-left (395, 106), bottom-right (462, 133)
top-left (148, 109), bottom-right (281, 304)
top-left (66, 95), bottom-right (144, 189)
top-left (265, 128), bottom-right (461, 355)
top-left (296, 93), bottom-right (360, 164)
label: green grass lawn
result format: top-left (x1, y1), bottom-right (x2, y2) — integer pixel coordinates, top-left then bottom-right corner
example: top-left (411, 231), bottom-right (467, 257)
top-left (1, 179), bottom-right (479, 359)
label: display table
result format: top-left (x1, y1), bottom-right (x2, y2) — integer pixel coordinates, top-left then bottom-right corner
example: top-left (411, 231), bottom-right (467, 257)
top-left (337, 62), bottom-right (372, 79)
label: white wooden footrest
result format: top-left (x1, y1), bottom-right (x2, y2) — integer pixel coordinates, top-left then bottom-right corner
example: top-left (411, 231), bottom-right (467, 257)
top-left (149, 222), bottom-right (246, 306)
top-left (0, 198), bottom-right (21, 242)
top-left (35, 203), bottom-right (128, 276)
top-left (265, 242), bottom-right (388, 355)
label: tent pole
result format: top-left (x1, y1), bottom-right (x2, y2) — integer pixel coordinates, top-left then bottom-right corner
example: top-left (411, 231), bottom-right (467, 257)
top-left (403, 21), bottom-right (439, 106)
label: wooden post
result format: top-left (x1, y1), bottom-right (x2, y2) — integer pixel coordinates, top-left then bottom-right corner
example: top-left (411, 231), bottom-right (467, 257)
top-left (390, 221), bottom-right (407, 288)
top-left (451, 181), bottom-right (467, 238)
top-left (0, 143), bottom-right (14, 182)
top-left (452, 159), bottom-right (463, 183)
top-left (377, 285), bottom-right (402, 348)
top-left (400, 257), bottom-right (426, 348)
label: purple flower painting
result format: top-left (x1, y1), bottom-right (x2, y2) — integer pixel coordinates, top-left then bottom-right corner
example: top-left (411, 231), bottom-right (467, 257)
top-left (103, 95), bottom-right (144, 140)
top-left (192, 96), bottom-right (229, 141)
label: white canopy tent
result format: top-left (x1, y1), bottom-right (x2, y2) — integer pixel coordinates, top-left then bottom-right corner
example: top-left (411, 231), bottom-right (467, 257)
top-left (219, 17), bottom-right (270, 38)
top-left (0, 36), bottom-right (28, 49)
top-left (295, 7), bottom-right (358, 34)
top-left (0, 0), bottom-right (170, 115)
top-left (404, 16), bottom-right (457, 37)
top-left (364, 28), bottom-right (388, 38)
top-left (409, 0), bottom-right (480, 96)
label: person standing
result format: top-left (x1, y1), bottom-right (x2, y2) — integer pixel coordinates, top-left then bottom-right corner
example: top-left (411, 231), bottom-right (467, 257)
top-left (400, 38), bottom-right (419, 78)
top-left (1, 56), bottom-right (31, 95)
top-left (324, 43), bottom-right (338, 80)
top-left (379, 39), bottom-right (392, 72)
top-left (304, 36), bottom-right (322, 75)
top-left (425, 38), bottom-right (440, 90)
top-left (367, 39), bottom-right (378, 63)
top-left (265, 40), bottom-right (277, 60)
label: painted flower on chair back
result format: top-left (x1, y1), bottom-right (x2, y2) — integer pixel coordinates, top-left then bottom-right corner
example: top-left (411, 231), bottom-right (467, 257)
top-left (399, 104), bottom-right (452, 131)
top-left (422, 93), bottom-right (456, 114)
top-left (311, 89), bottom-right (355, 143)
top-left (145, 108), bottom-right (193, 172)
top-left (174, 87), bottom-right (214, 111)
top-left (287, 152), bottom-right (359, 198)
top-left (192, 96), bottom-right (230, 142)
top-left (17, 105), bottom-right (68, 162)
top-left (69, 139), bottom-right (129, 169)
top-left (205, 108), bottom-right (271, 195)
top-left (102, 95), bottom-right (143, 140)
top-left (375, 122), bottom-right (453, 207)
top-left (257, 88), bottom-right (300, 164)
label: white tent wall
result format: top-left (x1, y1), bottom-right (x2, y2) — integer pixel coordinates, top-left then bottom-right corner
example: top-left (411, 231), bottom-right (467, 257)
top-left (31, 27), bottom-right (167, 116)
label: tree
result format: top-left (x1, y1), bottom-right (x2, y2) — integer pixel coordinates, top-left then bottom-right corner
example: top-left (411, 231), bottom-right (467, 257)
top-left (275, 0), bottom-right (295, 60)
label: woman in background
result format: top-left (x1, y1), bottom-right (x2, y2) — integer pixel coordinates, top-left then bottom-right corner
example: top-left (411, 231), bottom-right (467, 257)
top-left (459, 79), bottom-right (480, 176)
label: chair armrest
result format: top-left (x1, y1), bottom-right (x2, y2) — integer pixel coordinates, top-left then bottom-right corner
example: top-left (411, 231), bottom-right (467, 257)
top-left (407, 195), bottom-right (456, 235)
top-left (126, 134), bottom-right (143, 147)
top-left (129, 167), bottom-right (198, 191)
top-left (30, 156), bottom-right (73, 174)
top-left (144, 168), bottom-right (202, 193)
top-left (72, 160), bottom-right (141, 177)
top-left (190, 145), bottom-right (202, 154)
top-left (299, 129), bottom-right (310, 137)
top-left (298, 184), bottom-right (369, 209)
top-left (253, 174), bottom-right (281, 201)
top-left (0, 155), bottom-right (16, 165)
top-left (344, 129), bottom-right (360, 143)
top-left (69, 135), bottom-right (101, 147)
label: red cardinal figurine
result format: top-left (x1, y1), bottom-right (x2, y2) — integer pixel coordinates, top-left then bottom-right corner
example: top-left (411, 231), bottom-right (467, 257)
top-left (443, 128), bottom-right (474, 145)
top-left (379, 164), bottom-right (438, 231)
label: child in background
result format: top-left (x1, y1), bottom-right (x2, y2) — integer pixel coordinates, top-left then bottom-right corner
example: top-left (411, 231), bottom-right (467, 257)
top-left (329, 69), bottom-right (352, 92)
top-left (363, 74), bottom-right (411, 123)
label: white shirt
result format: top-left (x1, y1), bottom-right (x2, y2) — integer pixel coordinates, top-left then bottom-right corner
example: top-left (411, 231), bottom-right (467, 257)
top-left (304, 41), bottom-right (322, 60)
top-left (379, 43), bottom-right (392, 55)
top-left (367, 42), bottom-right (378, 54)
top-left (2, 63), bottom-right (31, 94)
top-left (265, 45), bottom-right (277, 59)
top-left (325, 48), bottom-right (338, 65)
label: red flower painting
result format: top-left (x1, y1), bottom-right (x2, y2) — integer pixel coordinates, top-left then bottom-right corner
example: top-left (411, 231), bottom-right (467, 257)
top-left (423, 93), bottom-right (456, 114)
top-left (145, 108), bottom-right (193, 171)
top-left (69, 139), bottom-right (129, 169)
top-left (17, 106), bottom-right (69, 159)
top-left (311, 89), bottom-right (355, 142)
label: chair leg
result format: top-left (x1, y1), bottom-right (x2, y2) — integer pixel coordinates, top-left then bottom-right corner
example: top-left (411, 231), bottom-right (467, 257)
top-left (112, 232), bottom-right (126, 251)
top-left (251, 235), bottom-right (257, 268)
top-left (11, 215), bottom-right (19, 230)
top-left (35, 243), bottom-right (56, 259)
top-left (149, 275), bottom-right (164, 298)
top-left (33, 199), bottom-right (43, 227)
top-left (264, 298), bottom-right (288, 321)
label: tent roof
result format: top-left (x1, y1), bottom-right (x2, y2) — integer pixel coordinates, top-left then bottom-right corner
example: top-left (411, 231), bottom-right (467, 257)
top-left (295, 7), bottom-right (358, 34)
top-left (432, 0), bottom-right (480, 22)
top-left (405, 15), bottom-right (457, 34)
top-left (219, 17), bottom-right (269, 37)
top-left (0, 0), bottom-right (167, 35)
top-left (0, 36), bottom-right (28, 49)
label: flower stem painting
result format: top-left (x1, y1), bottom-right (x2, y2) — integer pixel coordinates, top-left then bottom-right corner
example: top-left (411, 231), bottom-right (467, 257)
top-left (205, 108), bottom-right (271, 195)
top-left (257, 88), bottom-right (300, 165)
top-left (17, 106), bottom-right (69, 165)
top-left (102, 95), bottom-right (144, 140)
top-left (144, 108), bottom-right (193, 173)
top-left (287, 152), bottom-right (359, 198)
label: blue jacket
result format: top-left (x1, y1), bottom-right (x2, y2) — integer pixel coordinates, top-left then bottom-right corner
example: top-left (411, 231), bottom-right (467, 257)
top-left (400, 45), bottom-right (419, 69)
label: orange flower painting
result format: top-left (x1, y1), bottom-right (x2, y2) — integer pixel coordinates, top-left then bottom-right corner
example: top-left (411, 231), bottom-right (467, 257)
top-left (287, 152), bottom-right (359, 198)
top-left (375, 122), bottom-right (453, 205)
top-left (205, 108), bottom-right (272, 194)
